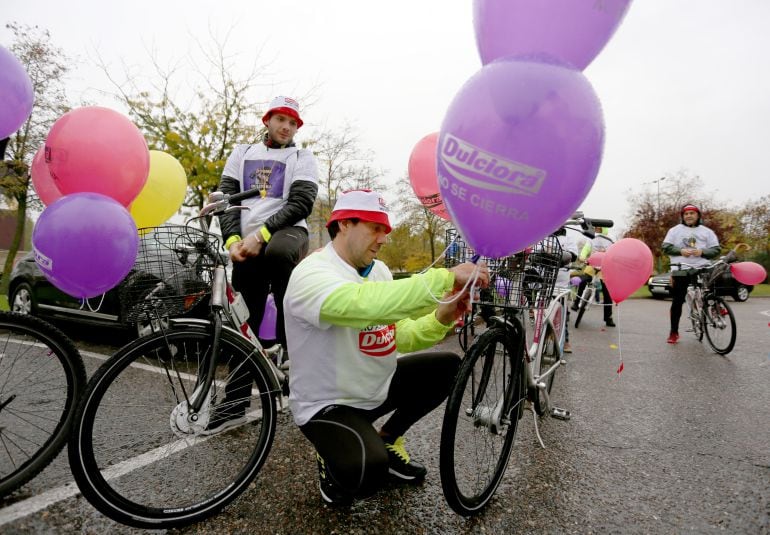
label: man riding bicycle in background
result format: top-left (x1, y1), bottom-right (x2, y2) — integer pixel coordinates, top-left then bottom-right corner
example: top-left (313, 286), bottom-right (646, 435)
top-left (571, 226), bottom-right (616, 327)
top-left (661, 204), bottom-right (720, 344)
top-left (284, 189), bottom-right (488, 506)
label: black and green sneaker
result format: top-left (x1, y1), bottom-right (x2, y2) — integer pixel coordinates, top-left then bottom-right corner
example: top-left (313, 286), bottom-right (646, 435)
top-left (317, 453), bottom-right (353, 506)
top-left (383, 436), bottom-right (427, 482)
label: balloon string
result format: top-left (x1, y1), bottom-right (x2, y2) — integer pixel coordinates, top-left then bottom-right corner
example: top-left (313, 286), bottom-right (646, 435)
top-left (80, 293), bottom-right (106, 312)
top-left (615, 304), bottom-right (624, 377)
top-left (417, 236), bottom-right (482, 305)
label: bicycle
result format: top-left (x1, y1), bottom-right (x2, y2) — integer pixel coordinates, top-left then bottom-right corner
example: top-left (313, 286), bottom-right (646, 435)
top-left (672, 250), bottom-right (739, 355)
top-left (572, 228), bottom-right (614, 329)
top-left (0, 312), bottom-right (86, 497)
top-left (439, 215), bottom-right (609, 516)
top-left (68, 189), bottom-right (287, 528)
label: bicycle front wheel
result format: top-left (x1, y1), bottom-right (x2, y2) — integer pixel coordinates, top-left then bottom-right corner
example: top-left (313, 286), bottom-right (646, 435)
top-left (440, 325), bottom-right (525, 516)
top-left (0, 313), bottom-right (86, 496)
top-left (702, 296), bottom-right (736, 355)
top-left (68, 326), bottom-right (278, 528)
top-left (574, 288), bottom-right (591, 328)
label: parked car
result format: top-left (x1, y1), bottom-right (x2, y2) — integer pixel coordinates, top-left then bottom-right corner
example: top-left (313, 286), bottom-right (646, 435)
top-left (7, 226), bottom-right (215, 336)
top-left (647, 269), bottom-right (753, 302)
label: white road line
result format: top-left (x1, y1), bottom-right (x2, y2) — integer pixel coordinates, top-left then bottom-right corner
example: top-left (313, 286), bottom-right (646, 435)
top-left (760, 309), bottom-right (770, 317)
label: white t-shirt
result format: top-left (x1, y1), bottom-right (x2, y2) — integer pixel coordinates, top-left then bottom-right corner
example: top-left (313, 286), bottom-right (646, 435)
top-left (556, 234), bottom-right (579, 287)
top-left (284, 244), bottom-right (398, 426)
top-left (663, 223), bottom-right (720, 270)
top-left (221, 143), bottom-right (318, 236)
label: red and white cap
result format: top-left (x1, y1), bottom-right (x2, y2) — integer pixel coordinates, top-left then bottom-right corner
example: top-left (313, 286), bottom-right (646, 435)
top-left (326, 189), bottom-right (392, 233)
top-left (262, 96), bottom-right (303, 128)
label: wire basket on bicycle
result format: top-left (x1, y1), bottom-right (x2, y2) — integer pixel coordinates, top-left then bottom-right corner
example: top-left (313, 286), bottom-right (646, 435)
top-left (444, 228), bottom-right (562, 311)
top-left (121, 225), bottom-right (221, 323)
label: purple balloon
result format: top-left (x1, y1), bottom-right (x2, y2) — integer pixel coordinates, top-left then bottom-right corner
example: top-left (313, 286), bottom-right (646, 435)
top-left (495, 277), bottom-right (513, 299)
top-left (570, 276), bottom-right (582, 286)
top-left (258, 293), bottom-right (278, 340)
top-left (473, 0), bottom-right (632, 70)
top-left (438, 58), bottom-right (604, 258)
top-left (0, 45), bottom-right (35, 139)
top-left (32, 193), bottom-right (139, 299)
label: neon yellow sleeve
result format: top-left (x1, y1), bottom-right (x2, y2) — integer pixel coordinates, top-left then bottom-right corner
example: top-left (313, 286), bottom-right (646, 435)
top-left (579, 241), bottom-right (592, 261)
top-left (394, 311), bottom-right (454, 353)
top-left (319, 269), bottom-right (455, 329)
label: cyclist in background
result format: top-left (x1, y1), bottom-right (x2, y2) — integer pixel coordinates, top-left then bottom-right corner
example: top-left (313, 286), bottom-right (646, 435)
top-left (571, 226), bottom-right (615, 327)
top-left (661, 204), bottom-right (720, 344)
top-left (284, 189), bottom-right (488, 506)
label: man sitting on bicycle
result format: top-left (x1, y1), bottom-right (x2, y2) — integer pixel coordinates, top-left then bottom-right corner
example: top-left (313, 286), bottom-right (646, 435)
top-left (284, 189), bottom-right (489, 506)
top-left (571, 227), bottom-right (615, 327)
top-left (662, 203), bottom-right (721, 344)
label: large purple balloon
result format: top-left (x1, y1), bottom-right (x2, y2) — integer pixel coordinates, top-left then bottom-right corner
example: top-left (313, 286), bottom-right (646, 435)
top-left (0, 45), bottom-right (35, 139)
top-left (32, 193), bottom-right (139, 299)
top-left (474, 0), bottom-right (632, 70)
top-left (438, 58), bottom-right (604, 258)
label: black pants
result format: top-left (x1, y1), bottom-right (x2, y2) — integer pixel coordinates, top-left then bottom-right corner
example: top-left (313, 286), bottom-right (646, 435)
top-left (299, 351), bottom-right (460, 498)
top-left (669, 272), bottom-right (694, 334)
top-left (231, 226), bottom-right (308, 347)
top-left (576, 275), bottom-right (613, 321)
top-left (224, 227), bottom-right (308, 407)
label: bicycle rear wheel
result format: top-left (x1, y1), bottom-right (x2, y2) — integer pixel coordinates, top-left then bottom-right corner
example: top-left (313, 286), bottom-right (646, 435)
top-left (440, 325), bottom-right (525, 516)
top-left (0, 312), bottom-right (86, 496)
top-left (68, 326), bottom-right (278, 528)
top-left (702, 296), bottom-right (736, 355)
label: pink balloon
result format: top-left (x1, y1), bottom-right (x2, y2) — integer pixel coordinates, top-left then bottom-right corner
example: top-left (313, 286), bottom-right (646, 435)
top-left (473, 0), bottom-right (633, 70)
top-left (45, 106), bottom-right (149, 206)
top-left (587, 251), bottom-right (605, 268)
top-left (602, 238), bottom-right (653, 304)
top-left (438, 58), bottom-right (604, 258)
top-left (408, 132), bottom-right (451, 221)
top-left (730, 262), bottom-right (767, 286)
top-left (30, 145), bottom-right (63, 206)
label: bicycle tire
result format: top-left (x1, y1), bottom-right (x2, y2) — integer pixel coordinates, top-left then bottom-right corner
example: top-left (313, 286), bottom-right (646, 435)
top-left (440, 325), bottom-right (525, 516)
top-left (702, 296), bottom-right (736, 355)
top-left (574, 287), bottom-right (591, 328)
top-left (534, 325), bottom-right (559, 416)
top-left (689, 299), bottom-right (704, 341)
top-left (68, 326), bottom-right (278, 528)
top-left (0, 312), bottom-right (86, 497)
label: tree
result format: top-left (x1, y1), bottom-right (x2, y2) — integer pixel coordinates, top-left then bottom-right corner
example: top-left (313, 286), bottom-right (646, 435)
top-left (97, 32), bottom-right (283, 210)
top-left (0, 23), bottom-right (71, 294)
top-left (307, 123), bottom-right (384, 249)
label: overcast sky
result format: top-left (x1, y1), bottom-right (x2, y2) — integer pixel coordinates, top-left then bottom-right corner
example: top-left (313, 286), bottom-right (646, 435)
top-left (3, 0), bottom-right (769, 234)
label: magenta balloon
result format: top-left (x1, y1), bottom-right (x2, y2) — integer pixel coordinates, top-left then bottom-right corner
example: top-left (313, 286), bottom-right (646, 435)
top-left (473, 0), bottom-right (633, 70)
top-left (407, 132), bottom-right (451, 221)
top-left (45, 106), bottom-right (149, 206)
top-left (601, 238), bottom-right (652, 304)
top-left (570, 276), bottom-right (582, 286)
top-left (729, 262), bottom-right (767, 286)
top-left (587, 251), bottom-right (605, 268)
top-left (438, 58), bottom-right (604, 258)
top-left (30, 145), bottom-right (63, 206)
top-left (258, 293), bottom-right (278, 340)
top-left (32, 193), bottom-right (139, 299)
top-left (0, 45), bottom-right (34, 139)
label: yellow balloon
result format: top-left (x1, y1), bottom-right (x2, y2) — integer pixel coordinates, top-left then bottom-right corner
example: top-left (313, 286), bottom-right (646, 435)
top-left (130, 150), bottom-right (187, 230)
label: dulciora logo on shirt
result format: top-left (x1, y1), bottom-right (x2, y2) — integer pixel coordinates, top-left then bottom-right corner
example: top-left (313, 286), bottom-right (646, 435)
top-left (359, 324), bottom-right (396, 357)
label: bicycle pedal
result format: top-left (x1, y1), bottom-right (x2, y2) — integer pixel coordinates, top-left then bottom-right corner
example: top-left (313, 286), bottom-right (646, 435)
top-left (550, 407), bottom-right (571, 421)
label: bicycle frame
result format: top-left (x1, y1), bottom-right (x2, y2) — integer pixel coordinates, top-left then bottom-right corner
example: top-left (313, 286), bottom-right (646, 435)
top-left (528, 286), bottom-right (570, 387)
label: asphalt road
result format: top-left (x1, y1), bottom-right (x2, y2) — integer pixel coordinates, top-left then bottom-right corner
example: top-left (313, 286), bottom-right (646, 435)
top-left (1, 298), bottom-right (769, 534)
